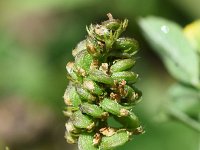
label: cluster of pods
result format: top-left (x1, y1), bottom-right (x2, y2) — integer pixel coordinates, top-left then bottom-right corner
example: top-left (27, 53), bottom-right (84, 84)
top-left (64, 14), bottom-right (143, 150)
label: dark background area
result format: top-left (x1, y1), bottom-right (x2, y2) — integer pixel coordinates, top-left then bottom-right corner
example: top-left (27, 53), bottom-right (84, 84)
top-left (0, 0), bottom-right (199, 149)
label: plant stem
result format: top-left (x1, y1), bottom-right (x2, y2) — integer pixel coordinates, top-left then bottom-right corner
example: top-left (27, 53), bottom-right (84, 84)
top-left (198, 113), bottom-right (200, 150)
top-left (167, 106), bottom-right (200, 133)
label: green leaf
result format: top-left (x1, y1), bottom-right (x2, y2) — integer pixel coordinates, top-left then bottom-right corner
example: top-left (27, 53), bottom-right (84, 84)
top-left (169, 83), bottom-right (200, 119)
top-left (139, 16), bottom-right (199, 87)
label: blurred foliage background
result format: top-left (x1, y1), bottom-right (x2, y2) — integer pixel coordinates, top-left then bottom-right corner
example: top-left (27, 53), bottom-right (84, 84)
top-left (0, 0), bottom-right (199, 150)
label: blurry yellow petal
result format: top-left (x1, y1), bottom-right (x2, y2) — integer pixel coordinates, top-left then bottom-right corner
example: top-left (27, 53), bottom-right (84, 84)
top-left (184, 20), bottom-right (200, 53)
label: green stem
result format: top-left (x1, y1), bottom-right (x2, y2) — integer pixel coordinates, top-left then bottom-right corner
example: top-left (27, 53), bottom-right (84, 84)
top-left (198, 113), bottom-right (200, 150)
top-left (167, 106), bottom-right (200, 133)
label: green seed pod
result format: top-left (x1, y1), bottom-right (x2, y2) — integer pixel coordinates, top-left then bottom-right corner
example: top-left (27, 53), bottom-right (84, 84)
top-left (124, 85), bottom-right (142, 103)
top-left (114, 37), bottom-right (139, 56)
top-left (130, 86), bottom-right (142, 103)
top-left (111, 71), bottom-right (138, 84)
top-left (76, 86), bottom-right (96, 102)
top-left (65, 121), bottom-right (81, 134)
top-left (64, 85), bottom-right (82, 107)
top-left (99, 130), bottom-right (130, 150)
top-left (122, 84), bottom-right (133, 97)
top-left (65, 131), bottom-right (78, 144)
top-left (88, 24), bottom-right (111, 42)
top-left (100, 98), bottom-right (129, 117)
top-left (101, 13), bottom-right (121, 31)
top-left (102, 19), bottom-right (121, 31)
top-left (78, 133), bottom-right (98, 150)
top-left (110, 59), bottom-right (136, 73)
top-left (114, 112), bottom-right (140, 130)
top-left (63, 106), bottom-right (74, 117)
top-left (80, 103), bottom-right (109, 119)
top-left (87, 15), bottom-right (128, 51)
top-left (66, 62), bottom-right (82, 82)
top-left (83, 78), bottom-right (104, 96)
top-left (89, 69), bottom-right (114, 85)
top-left (75, 50), bottom-right (93, 75)
top-left (112, 19), bottom-right (128, 39)
top-left (71, 110), bottom-right (95, 130)
top-left (104, 19), bottom-right (129, 51)
top-left (72, 40), bottom-right (87, 57)
top-left (86, 36), bottom-right (104, 58)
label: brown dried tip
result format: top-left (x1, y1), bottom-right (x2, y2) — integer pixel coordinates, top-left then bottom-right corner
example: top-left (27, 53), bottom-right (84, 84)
top-left (120, 108), bottom-right (129, 116)
top-left (86, 122), bottom-right (95, 131)
top-left (110, 92), bottom-right (121, 101)
top-left (90, 60), bottom-right (99, 70)
top-left (107, 13), bottom-right (114, 20)
top-left (99, 127), bottom-right (116, 136)
top-left (99, 63), bottom-right (109, 74)
top-left (133, 126), bottom-right (145, 135)
top-left (93, 133), bottom-right (101, 145)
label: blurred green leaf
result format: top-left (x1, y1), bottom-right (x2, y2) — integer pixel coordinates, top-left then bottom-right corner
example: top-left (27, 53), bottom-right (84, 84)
top-left (139, 16), bottom-right (199, 87)
top-left (169, 83), bottom-right (200, 119)
top-left (0, 0), bottom-right (97, 14)
top-left (0, 31), bottom-right (49, 102)
top-left (169, 0), bottom-right (200, 19)
top-left (184, 20), bottom-right (200, 53)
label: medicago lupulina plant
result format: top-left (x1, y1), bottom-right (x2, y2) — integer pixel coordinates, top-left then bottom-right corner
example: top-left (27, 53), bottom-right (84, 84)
top-left (63, 13), bottom-right (144, 150)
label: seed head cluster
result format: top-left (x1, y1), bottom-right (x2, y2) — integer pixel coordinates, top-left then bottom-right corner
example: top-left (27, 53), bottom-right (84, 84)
top-left (64, 13), bottom-right (144, 150)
